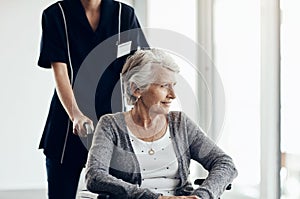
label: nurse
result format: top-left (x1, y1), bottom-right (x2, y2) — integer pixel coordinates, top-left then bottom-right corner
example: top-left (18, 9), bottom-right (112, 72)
top-left (37, 0), bottom-right (148, 198)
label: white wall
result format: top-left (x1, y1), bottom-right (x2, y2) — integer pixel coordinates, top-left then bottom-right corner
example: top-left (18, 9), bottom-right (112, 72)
top-left (0, 0), bottom-right (55, 190)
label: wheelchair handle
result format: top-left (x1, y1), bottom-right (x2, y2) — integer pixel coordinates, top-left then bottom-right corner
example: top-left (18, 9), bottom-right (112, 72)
top-left (84, 123), bottom-right (93, 135)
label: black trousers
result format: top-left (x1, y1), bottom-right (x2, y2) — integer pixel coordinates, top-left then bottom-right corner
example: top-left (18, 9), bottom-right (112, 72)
top-left (46, 157), bottom-right (85, 199)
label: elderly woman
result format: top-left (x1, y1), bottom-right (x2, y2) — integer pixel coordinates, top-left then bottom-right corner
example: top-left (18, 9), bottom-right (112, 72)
top-left (85, 49), bottom-right (237, 199)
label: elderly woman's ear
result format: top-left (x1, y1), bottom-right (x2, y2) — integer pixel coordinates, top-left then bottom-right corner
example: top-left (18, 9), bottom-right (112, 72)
top-left (130, 82), bottom-right (141, 98)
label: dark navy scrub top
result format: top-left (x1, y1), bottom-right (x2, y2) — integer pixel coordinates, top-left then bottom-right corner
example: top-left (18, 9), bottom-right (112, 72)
top-left (38, 0), bottom-right (148, 164)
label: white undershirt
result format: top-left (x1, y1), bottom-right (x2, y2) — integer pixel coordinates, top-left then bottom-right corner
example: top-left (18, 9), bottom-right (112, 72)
top-left (128, 126), bottom-right (180, 196)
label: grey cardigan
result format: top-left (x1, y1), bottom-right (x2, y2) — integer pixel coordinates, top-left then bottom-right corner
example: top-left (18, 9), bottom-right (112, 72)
top-left (86, 111), bottom-right (237, 199)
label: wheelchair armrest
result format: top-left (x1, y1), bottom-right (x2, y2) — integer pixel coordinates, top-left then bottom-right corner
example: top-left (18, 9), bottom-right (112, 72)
top-left (194, 178), bottom-right (232, 190)
top-left (96, 179), bottom-right (231, 199)
top-left (97, 192), bottom-right (110, 199)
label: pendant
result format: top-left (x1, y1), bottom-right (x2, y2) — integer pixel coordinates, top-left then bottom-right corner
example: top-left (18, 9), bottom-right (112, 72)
top-left (148, 148), bottom-right (155, 155)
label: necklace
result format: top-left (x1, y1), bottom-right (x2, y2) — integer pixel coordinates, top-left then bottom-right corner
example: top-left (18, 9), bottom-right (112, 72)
top-left (128, 110), bottom-right (167, 155)
top-left (148, 148), bottom-right (155, 155)
top-left (147, 123), bottom-right (168, 155)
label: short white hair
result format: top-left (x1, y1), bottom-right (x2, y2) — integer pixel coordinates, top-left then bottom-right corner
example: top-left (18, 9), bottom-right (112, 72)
top-left (121, 49), bottom-right (180, 105)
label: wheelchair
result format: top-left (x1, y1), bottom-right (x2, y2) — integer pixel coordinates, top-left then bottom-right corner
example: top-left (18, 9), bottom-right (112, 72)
top-left (78, 179), bottom-right (231, 199)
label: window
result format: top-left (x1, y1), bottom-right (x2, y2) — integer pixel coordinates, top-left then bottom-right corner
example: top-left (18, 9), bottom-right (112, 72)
top-left (280, 1), bottom-right (300, 198)
top-left (214, 0), bottom-right (261, 198)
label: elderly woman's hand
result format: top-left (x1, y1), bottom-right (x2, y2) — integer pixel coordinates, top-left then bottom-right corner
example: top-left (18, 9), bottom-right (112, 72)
top-left (158, 195), bottom-right (201, 199)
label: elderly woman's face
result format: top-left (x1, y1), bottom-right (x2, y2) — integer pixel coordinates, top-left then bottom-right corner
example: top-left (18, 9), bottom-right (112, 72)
top-left (139, 66), bottom-right (177, 114)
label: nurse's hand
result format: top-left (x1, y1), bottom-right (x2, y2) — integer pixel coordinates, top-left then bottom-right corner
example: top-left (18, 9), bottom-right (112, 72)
top-left (72, 113), bottom-right (94, 137)
top-left (158, 195), bottom-right (201, 199)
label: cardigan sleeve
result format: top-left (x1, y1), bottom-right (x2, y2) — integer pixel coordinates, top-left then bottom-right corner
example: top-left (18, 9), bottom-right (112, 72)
top-left (183, 113), bottom-right (238, 199)
top-left (85, 114), bottom-right (161, 199)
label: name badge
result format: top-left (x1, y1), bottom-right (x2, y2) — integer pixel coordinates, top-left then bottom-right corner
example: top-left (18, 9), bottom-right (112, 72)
top-left (117, 41), bottom-right (132, 58)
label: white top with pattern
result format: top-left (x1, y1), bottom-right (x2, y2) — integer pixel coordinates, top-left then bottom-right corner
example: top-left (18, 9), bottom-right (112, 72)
top-left (128, 126), bottom-right (180, 196)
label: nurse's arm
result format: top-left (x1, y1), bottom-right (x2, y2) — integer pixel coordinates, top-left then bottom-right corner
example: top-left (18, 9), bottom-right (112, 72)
top-left (51, 62), bottom-right (94, 136)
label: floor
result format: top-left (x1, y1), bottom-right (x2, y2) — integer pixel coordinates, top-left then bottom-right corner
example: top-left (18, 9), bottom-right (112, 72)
top-left (0, 189), bottom-right (47, 199)
top-left (0, 189), bottom-right (98, 199)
